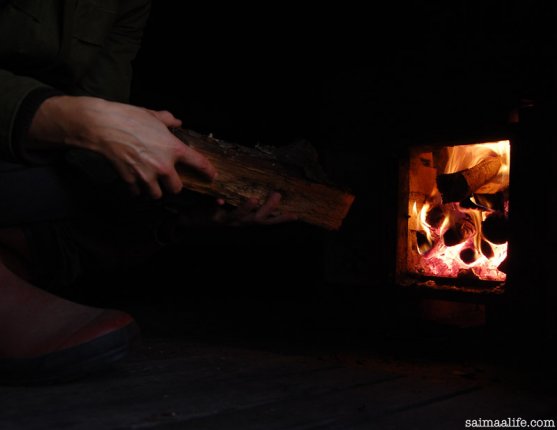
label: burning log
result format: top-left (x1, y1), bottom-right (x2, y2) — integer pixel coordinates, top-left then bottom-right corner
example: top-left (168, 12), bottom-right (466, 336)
top-left (171, 128), bottom-right (355, 230)
top-left (460, 248), bottom-right (478, 264)
top-left (426, 206), bottom-right (445, 228)
top-left (474, 192), bottom-right (505, 212)
top-left (443, 216), bottom-right (476, 247)
top-left (482, 212), bottom-right (508, 244)
top-left (436, 156), bottom-right (502, 203)
top-left (480, 239), bottom-right (494, 259)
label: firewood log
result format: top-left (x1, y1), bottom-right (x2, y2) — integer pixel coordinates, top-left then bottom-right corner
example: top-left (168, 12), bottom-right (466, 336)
top-left (480, 239), bottom-right (494, 259)
top-left (436, 157), bottom-right (502, 203)
top-left (460, 247), bottom-right (478, 264)
top-left (171, 128), bottom-right (355, 230)
top-left (443, 216), bottom-right (476, 247)
top-left (482, 212), bottom-right (508, 244)
top-left (426, 206), bottom-right (445, 228)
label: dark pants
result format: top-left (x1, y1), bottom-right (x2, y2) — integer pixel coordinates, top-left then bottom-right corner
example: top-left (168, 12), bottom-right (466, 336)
top-left (0, 161), bottom-right (79, 226)
top-left (0, 152), bottom-right (179, 290)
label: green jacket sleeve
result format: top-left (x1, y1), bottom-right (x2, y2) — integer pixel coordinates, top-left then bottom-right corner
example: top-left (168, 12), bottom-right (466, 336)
top-left (0, 0), bottom-right (150, 163)
top-left (73, 0), bottom-right (151, 103)
top-left (0, 69), bottom-right (56, 161)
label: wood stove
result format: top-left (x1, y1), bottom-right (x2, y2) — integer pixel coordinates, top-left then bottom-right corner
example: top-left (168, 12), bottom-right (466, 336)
top-left (392, 102), bottom-right (556, 341)
top-left (396, 138), bottom-right (510, 295)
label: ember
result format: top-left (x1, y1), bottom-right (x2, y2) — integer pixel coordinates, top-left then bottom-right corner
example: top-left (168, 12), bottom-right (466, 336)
top-left (406, 141), bottom-right (510, 282)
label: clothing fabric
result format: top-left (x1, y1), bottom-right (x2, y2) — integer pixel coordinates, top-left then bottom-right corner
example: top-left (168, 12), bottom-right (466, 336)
top-left (0, 0), bottom-right (171, 289)
top-left (0, 0), bottom-right (150, 161)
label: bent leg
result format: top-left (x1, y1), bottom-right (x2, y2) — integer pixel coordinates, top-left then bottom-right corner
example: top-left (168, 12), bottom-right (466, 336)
top-left (0, 260), bottom-right (139, 385)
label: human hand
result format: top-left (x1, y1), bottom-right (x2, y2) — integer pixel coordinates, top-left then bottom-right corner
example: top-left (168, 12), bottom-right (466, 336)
top-left (212, 192), bottom-right (298, 227)
top-left (29, 96), bottom-right (217, 199)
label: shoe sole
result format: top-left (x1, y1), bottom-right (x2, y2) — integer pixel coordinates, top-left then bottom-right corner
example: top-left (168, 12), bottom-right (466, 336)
top-left (0, 321), bottom-right (140, 386)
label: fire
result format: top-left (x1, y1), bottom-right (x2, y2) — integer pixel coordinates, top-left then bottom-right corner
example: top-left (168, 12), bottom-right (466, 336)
top-left (408, 140), bottom-right (510, 282)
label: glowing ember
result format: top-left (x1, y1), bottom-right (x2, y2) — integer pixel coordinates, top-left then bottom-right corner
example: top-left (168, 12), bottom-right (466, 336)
top-left (407, 140), bottom-right (510, 282)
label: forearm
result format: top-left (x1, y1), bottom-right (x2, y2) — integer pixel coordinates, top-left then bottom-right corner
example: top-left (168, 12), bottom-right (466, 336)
top-left (27, 95), bottom-right (216, 199)
top-left (29, 95), bottom-right (171, 154)
top-left (27, 95), bottom-right (96, 151)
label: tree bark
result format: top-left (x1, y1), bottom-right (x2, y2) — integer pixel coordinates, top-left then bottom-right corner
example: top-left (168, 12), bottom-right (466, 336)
top-left (172, 128), bottom-right (355, 231)
top-left (436, 156), bottom-right (502, 203)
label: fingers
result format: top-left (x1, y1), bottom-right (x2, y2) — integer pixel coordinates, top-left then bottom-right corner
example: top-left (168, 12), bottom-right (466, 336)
top-left (129, 182), bottom-right (141, 196)
top-left (261, 213), bottom-right (299, 225)
top-left (176, 142), bottom-right (218, 180)
top-left (160, 170), bottom-right (184, 195)
top-left (254, 192), bottom-right (282, 221)
top-left (216, 192), bottom-right (298, 226)
top-left (146, 109), bottom-right (182, 128)
top-left (147, 181), bottom-right (163, 200)
top-left (112, 162), bottom-right (144, 197)
top-left (235, 197), bottom-right (259, 218)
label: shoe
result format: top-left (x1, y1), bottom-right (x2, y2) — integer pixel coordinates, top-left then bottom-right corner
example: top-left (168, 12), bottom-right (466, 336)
top-left (0, 262), bottom-right (140, 385)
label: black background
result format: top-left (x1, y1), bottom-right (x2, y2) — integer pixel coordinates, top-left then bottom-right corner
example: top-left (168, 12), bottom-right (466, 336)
top-left (95, 2), bottom-right (555, 349)
top-left (131, 2), bottom-right (552, 146)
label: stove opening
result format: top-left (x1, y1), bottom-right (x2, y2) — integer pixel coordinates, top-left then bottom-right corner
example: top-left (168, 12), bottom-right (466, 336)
top-left (396, 140), bottom-right (511, 294)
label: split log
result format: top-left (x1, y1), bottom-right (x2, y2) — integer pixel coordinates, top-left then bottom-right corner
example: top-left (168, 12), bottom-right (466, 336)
top-left (482, 212), bottom-right (508, 244)
top-left (460, 247), bottom-right (478, 264)
top-left (436, 156), bottom-right (502, 203)
top-left (480, 239), bottom-right (494, 259)
top-left (443, 216), bottom-right (476, 247)
top-left (426, 206), bottom-right (445, 228)
top-left (171, 128), bottom-right (355, 230)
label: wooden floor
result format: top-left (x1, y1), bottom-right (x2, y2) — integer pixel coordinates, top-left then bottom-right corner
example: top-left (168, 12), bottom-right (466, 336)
top-left (1, 335), bottom-right (556, 430)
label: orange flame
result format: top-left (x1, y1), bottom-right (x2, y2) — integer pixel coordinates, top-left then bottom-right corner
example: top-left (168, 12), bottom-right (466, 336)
top-left (409, 140), bottom-right (510, 281)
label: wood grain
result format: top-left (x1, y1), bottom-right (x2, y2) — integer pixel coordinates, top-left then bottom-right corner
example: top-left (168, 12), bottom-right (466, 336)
top-left (173, 128), bottom-right (355, 230)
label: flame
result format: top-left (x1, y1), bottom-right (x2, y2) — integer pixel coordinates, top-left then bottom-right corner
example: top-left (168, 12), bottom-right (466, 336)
top-left (408, 140), bottom-right (510, 282)
top-left (419, 202), bottom-right (433, 245)
top-left (443, 141), bottom-right (510, 173)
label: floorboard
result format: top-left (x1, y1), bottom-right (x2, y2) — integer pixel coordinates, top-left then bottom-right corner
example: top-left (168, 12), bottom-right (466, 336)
top-left (0, 338), bottom-right (555, 430)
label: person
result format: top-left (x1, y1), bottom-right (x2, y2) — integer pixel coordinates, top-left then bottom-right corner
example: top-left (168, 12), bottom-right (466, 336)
top-left (0, 0), bottom-right (295, 384)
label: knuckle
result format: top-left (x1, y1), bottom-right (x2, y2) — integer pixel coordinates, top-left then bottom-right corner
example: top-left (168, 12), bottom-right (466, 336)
top-left (157, 166), bottom-right (171, 177)
top-left (175, 145), bottom-right (188, 158)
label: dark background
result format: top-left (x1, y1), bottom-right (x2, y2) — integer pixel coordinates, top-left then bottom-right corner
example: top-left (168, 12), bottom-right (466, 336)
top-left (84, 2), bottom-right (554, 354)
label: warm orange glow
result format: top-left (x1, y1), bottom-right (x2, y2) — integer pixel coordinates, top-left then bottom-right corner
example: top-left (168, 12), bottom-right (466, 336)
top-left (407, 140), bottom-right (510, 282)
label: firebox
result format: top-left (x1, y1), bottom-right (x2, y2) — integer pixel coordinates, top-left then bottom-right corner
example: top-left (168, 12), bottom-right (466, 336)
top-left (396, 138), bottom-right (511, 298)
top-left (392, 103), bottom-right (556, 341)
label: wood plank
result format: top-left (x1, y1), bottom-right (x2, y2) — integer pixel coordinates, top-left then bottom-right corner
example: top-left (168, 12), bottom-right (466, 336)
top-left (2, 340), bottom-right (555, 430)
top-left (0, 342), bottom-right (396, 430)
top-left (334, 382), bottom-right (557, 430)
top-left (146, 376), bottom-right (479, 430)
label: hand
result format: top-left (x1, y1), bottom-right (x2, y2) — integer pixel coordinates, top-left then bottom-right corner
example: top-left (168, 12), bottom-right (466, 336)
top-left (28, 96), bottom-right (217, 199)
top-left (212, 192), bottom-right (298, 227)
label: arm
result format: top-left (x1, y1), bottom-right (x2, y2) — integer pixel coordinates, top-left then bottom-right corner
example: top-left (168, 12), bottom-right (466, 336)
top-left (3, 1), bottom-right (215, 198)
top-left (1, 0), bottom-right (148, 162)
top-left (28, 95), bottom-right (217, 199)
top-left (0, 71), bottom-right (214, 201)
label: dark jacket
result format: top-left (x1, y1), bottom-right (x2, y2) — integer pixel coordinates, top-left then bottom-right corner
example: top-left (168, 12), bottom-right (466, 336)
top-left (0, 0), bottom-right (151, 162)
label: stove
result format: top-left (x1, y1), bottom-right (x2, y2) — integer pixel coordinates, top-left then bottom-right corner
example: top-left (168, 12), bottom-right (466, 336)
top-left (393, 102), bottom-right (556, 339)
